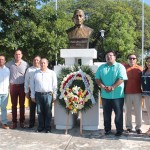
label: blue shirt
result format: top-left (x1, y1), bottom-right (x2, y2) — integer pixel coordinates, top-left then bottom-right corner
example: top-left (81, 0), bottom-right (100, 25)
top-left (95, 62), bottom-right (128, 99)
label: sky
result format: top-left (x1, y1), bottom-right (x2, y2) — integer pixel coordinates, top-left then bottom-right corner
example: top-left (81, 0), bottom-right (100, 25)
top-left (144, 0), bottom-right (150, 5)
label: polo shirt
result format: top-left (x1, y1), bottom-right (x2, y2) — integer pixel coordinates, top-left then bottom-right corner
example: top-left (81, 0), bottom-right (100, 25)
top-left (124, 64), bottom-right (142, 94)
top-left (95, 62), bottom-right (128, 99)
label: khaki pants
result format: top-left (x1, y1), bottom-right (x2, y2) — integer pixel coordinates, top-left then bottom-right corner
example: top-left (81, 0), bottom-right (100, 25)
top-left (125, 94), bottom-right (142, 130)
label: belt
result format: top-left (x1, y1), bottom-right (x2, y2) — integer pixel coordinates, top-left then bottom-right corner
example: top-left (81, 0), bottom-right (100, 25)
top-left (36, 92), bottom-right (52, 95)
top-left (10, 83), bottom-right (24, 86)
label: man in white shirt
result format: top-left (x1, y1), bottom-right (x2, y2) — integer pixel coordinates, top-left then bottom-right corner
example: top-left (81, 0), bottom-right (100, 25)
top-left (30, 58), bottom-right (57, 133)
top-left (0, 55), bottom-right (10, 129)
top-left (24, 55), bottom-right (41, 128)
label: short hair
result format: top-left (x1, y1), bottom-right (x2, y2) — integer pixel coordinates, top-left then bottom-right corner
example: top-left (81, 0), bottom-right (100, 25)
top-left (33, 55), bottom-right (41, 60)
top-left (105, 50), bottom-right (116, 57)
top-left (15, 49), bottom-right (23, 54)
top-left (73, 9), bottom-right (85, 20)
top-left (40, 58), bottom-right (49, 64)
top-left (127, 54), bottom-right (137, 59)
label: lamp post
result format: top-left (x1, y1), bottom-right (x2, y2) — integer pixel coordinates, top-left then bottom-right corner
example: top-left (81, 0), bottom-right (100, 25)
top-left (98, 30), bottom-right (105, 61)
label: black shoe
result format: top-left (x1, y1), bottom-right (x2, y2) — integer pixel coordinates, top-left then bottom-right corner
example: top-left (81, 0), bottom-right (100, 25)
top-left (45, 130), bottom-right (51, 133)
top-left (105, 130), bottom-right (111, 135)
top-left (136, 129), bottom-right (142, 134)
top-left (127, 129), bottom-right (132, 133)
top-left (115, 131), bottom-right (122, 136)
top-left (28, 125), bottom-right (34, 128)
top-left (35, 129), bottom-right (43, 132)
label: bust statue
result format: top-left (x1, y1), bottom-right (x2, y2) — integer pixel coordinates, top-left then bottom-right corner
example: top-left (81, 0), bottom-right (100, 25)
top-left (66, 9), bottom-right (93, 49)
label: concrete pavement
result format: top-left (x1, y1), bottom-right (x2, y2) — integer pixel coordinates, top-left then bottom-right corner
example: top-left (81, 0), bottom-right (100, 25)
top-left (0, 107), bottom-right (150, 150)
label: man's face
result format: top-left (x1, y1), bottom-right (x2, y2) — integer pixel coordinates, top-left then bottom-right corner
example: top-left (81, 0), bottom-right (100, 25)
top-left (40, 59), bottom-right (48, 70)
top-left (73, 11), bottom-right (84, 25)
top-left (128, 55), bottom-right (137, 66)
top-left (33, 57), bottom-right (41, 67)
top-left (14, 50), bottom-right (23, 61)
top-left (0, 56), bottom-right (6, 67)
top-left (105, 52), bottom-right (116, 64)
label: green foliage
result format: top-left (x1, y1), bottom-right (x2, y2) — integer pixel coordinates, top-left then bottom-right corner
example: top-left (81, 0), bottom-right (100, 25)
top-left (0, 0), bottom-right (150, 64)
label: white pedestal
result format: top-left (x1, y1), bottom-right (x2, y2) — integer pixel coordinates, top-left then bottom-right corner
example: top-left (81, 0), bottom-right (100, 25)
top-left (53, 49), bottom-right (106, 130)
top-left (54, 100), bottom-right (74, 129)
top-left (82, 93), bottom-right (100, 130)
top-left (60, 49), bottom-right (97, 66)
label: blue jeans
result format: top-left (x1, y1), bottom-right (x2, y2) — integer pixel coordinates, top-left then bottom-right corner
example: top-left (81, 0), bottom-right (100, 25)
top-left (102, 98), bottom-right (124, 132)
top-left (35, 92), bottom-right (52, 131)
top-left (0, 94), bottom-right (9, 124)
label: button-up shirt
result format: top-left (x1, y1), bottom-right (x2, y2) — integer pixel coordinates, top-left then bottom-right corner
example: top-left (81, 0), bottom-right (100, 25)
top-left (6, 59), bottom-right (29, 84)
top-left (95, 62), bottom-right (128, 99)
top-left (24, 66), bottom-right (40, 93)
top-left (0, 65), bottom-right (10, 94)
top-left (30, 69), bottom-right (57, 99)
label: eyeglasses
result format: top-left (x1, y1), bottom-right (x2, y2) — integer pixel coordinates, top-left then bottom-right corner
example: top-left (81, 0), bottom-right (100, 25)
top-left (146, 62), bottom-right (150, 65)
top-left (128, 58), bottom-right (136, 60)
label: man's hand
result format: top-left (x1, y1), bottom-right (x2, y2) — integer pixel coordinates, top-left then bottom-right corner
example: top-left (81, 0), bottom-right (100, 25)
top-left (31, 98), bottom-right (36, 103)
top-left (105, 86), bottom-right (114, 92)
top-left (52, 98), bottom-right (56, 103)
top-left (25, 92), bottom-right (30, 99)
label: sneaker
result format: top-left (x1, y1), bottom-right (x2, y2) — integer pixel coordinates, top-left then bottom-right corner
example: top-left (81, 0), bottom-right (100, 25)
top-left (146, 128), bottom-right (150, 136)
top-left (2, 124), bottom-right (9, 129)
top-left (115, 131), bottom-right (122, 136)
top-left (126, 129), bottom-right (132, 133)
top-left (136, 129), bottom-right (142, 134)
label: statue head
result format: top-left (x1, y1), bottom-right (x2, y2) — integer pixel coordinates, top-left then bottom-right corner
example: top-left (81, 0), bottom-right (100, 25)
top-left (72, 9), bottom-right (85, 26)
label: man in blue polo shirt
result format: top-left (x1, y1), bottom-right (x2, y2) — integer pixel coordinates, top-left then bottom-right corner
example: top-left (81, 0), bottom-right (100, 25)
top-left (95, 50), bottom-right (127, 136)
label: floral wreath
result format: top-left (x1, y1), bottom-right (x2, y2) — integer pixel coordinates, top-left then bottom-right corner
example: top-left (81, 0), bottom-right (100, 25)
top-left (57, 65), bottom-right (99, 114)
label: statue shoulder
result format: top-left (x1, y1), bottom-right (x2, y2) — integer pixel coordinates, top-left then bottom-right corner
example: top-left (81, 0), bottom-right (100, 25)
top-left (66, 26), bottom-right (76, 34)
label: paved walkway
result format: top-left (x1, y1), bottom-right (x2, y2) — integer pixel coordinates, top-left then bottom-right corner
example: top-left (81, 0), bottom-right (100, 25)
top-left (0, 107), bottom-right (150, 150)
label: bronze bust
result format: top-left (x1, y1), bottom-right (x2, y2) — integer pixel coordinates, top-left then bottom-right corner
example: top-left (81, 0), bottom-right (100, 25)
top-left (66, 9), bottom-right (93, 49)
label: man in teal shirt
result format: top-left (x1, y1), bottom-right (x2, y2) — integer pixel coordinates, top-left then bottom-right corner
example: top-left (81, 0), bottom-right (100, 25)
top-left (95, 50), bottom-right (127, 136)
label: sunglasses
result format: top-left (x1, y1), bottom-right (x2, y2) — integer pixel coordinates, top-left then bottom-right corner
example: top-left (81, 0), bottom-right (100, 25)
top-left (128, 58), bottom-right (136, 60)
top-left (146, 62), bottom-right (150, 65)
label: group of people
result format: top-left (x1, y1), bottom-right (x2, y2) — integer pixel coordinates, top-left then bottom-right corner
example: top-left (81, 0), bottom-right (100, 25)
top-left (95, 51), bottom-right (150, 136)
top-left (0, 49), bottom-right (150, 136)
top-left (0, 50), bottom-right (57, 133)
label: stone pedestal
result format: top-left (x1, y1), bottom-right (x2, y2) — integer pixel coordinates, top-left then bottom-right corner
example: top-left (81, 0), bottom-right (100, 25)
top-left (54, 49), bottom-right (104, 130)
top-left (54, 100), bottom-right (74, 129)
top-left (60, 49), bottom-right (97, 66)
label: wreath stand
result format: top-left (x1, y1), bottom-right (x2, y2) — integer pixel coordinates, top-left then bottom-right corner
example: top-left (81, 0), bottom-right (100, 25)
top-left (54, 48), bottom-right (101, 132)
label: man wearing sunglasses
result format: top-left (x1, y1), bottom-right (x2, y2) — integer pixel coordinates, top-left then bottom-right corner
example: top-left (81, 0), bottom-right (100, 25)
top-left (124, 54), bottom-right (142, 134)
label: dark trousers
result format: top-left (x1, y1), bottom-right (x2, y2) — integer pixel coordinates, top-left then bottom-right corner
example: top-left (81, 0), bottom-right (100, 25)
top-left (10, 84), bottom-right (25, 123)
top-left (102, 98), bottom-right (124, 132)
top-left (35, 92), bottom-right (52, 131)
top-left (29, 98), bottom-right (36, 126)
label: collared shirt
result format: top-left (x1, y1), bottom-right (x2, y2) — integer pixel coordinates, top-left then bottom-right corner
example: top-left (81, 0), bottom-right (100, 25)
top-left (0, 65), bottom-right (10, 94)
top-left (6, 59), bottom-right (29, 84)
top-left (24, 66), bottom-right (40, 93)
top-left (124, 64), bottom-right (142, 94)
top-left (95, 62), bottom-right (128, 99)
top-left (30, 68), bottom-right (57, 99)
